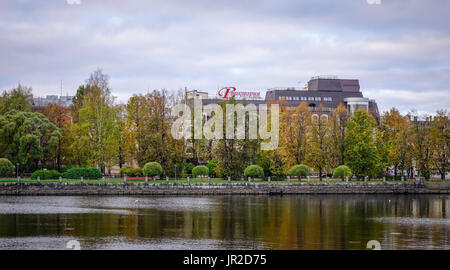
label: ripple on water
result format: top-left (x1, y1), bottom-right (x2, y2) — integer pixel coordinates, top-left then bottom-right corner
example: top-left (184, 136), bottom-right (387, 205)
top-left (373, 217), bottom-right (450, 226)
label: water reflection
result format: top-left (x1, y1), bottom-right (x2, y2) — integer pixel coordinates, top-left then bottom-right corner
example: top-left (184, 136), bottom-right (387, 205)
top-left (0, 195), bottom-right (448, 250)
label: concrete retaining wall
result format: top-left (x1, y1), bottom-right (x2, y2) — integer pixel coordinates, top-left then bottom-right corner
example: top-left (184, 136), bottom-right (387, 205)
top-left (0, 181), bottom-right (449, 195)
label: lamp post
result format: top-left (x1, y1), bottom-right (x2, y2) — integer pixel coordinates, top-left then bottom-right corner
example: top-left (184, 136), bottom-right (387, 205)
top-left (174, 164), bottom-right (177, 181)
top-left (16, 163), bottom-right (19, 178)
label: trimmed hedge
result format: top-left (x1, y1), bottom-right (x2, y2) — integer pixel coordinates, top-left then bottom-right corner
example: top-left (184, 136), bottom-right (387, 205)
top-left (119, 166), bottom-right (143, 177)
top-left (288, 164), bottom-right (310, 178)
top-left (0, 158), bottom-right (15, 177)
top-left (192, 165), bottom-right (209, 177)
top-left (333, 165), bottom-right (352, 178)
top-left (63, 167), bottom-right (102, 179)
top-left (143, 162), bottom-right (163, 177)
top-left (244, 165), bottom-right (264, 178)
top-left (31, 170), bottom-right (61, 180)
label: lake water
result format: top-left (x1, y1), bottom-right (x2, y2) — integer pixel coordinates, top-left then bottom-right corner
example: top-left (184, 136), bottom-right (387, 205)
top-left (0, 195), bottom-right (448, 250)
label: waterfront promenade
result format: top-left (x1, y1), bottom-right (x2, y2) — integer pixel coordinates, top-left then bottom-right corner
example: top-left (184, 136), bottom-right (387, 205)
top-left (0, 180), bottom-right (449, 195)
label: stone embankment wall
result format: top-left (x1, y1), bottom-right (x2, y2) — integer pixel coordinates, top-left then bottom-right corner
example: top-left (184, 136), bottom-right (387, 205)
top-left (0, 182), bottom-right (449, 195)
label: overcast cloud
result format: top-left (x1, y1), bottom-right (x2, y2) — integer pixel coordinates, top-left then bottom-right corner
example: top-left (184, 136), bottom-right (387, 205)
top-left (0, 0), bottom-right (449, 114)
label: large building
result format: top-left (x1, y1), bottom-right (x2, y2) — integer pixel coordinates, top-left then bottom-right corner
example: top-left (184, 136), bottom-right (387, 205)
top-left (186, 76), bottom-right (379, 120)
top-left (32, 95), bottom-right (73, 108)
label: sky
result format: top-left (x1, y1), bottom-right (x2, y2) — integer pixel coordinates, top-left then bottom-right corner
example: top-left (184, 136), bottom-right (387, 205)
top-left (0, 0), bottom-right (449, 115)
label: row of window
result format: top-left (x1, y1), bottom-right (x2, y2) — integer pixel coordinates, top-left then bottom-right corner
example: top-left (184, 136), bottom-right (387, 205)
top-left (279, 96), bottom-right (333, 102)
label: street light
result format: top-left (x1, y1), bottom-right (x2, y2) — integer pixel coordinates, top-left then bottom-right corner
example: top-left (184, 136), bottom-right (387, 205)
top-left (16, 163), bottom-right (19, 178)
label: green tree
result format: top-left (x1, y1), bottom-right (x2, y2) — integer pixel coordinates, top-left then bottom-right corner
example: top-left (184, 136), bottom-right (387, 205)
top-left (0, 158), bottom-right (15, 177)
top-left (71, 69), bottom-right (121, 173)
top-left (344, 109), bottom-right (381, 179)
top-left (0, 110), bottom-right (60, 174)
top-left (0, 84), bottom-right (32, 114)
top-left (206, 159), bottom-right (219, 177)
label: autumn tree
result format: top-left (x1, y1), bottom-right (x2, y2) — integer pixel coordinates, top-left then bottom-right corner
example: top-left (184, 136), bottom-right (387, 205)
top-left (328, 104), bottom-right (350, 168)
top-left (124, 90), bottom-right (185, 176)
top-left (41, 102), bottom-right (73, 170)
top-left (409, 113), bottom-right (433, 179)
top-left (380, 108), bottom-right (411, 177)
top-left (279, 101), bottom-right (311, 171)
top-left (430, 110), bottom-right (449, 180)
top-left (213, 98), bottom-right (259, 177)
top-left (306, 107), bottom-right (331, 181)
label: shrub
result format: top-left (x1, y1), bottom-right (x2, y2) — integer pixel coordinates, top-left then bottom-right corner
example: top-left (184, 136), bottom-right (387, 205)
top-left (143, 162), bottom-right (163, 177)
top-left (333, 165), bottom-right (352, 179)
top-left (183, 163), bottom-right (195, 175)
top-left (207, 159), bottom-right (220, 178)
top-left (288, 164), bottom-right (310, 178)
top-left (88, 168), bottom-right (103, 179)
top-left (132, 168), bottom-right (143, 177)
top-left (60, 164), bottom-right (76, 173)
top-left (244, 165), bottom-right (264, 178)
top-left (31, 169), bottom-right (61, 180)
top-left (192, 165), bottom-right (209, 177)
top-left (0, 158), bottom-right (15, 177)
top-left (63, 167), bottom-right (102, 179)
top-left (119, 166), bottom-right (143, 177)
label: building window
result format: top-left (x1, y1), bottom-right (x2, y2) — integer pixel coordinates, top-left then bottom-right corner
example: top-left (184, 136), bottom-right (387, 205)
top-left (315, 97), bottom-right (321, 101)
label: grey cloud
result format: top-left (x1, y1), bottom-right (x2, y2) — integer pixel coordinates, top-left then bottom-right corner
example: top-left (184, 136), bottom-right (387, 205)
top-left (0, 0), bottom-right (449, 114)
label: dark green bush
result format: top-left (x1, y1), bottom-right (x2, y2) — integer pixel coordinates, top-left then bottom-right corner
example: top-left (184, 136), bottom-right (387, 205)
top-left (60, 164), bottom-right (76, 173)
top-left (288, 164), bottom-right (310, 178)
top-left (206, 159), bottom-right (219, 177)
top-left (192, 165), bottom-right (209, 177)
top-left (63, 167), bottom-right (102, 179)
top-left (119, 166), bottom-right (143, 177)
top-left (244, 165), bottom-right (264, 178)
top-left (0, 158), bottom-right (15, 177)
top-left (31, 169), bottom-right (61, 180)
top-left (143, 162), bottom-right (163, 177)
top-left (183, 163), bottom-right (195, 175)
top-left (333, 165), bottom-right (352, 178)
